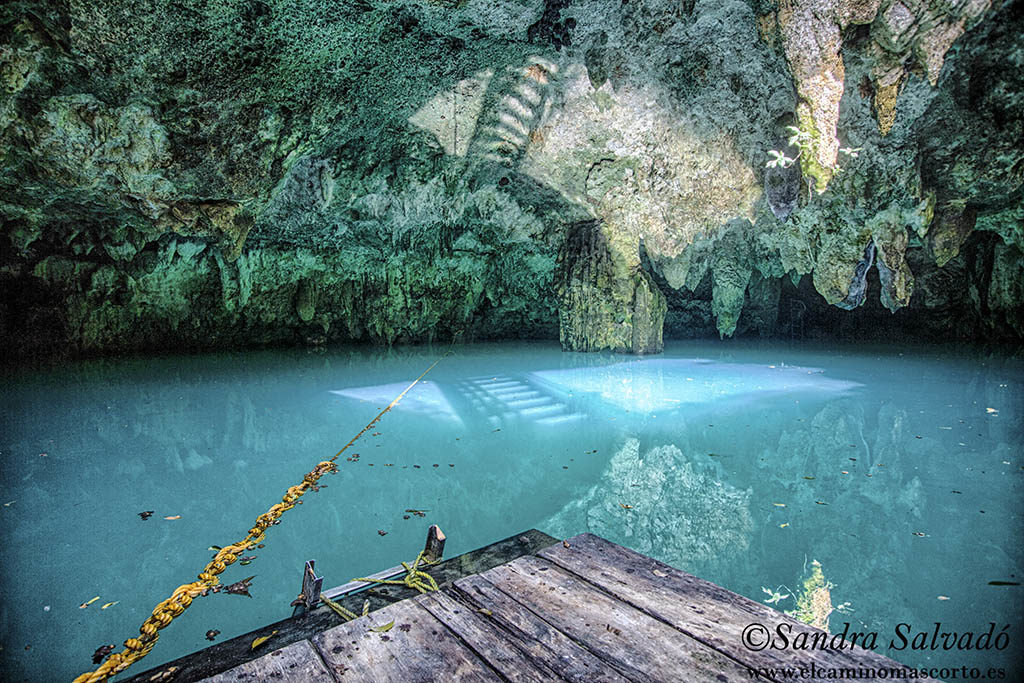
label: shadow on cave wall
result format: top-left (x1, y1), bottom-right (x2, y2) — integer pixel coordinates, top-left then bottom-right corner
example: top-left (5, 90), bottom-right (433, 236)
top-left (2, 0), bottom-right (1021, 360)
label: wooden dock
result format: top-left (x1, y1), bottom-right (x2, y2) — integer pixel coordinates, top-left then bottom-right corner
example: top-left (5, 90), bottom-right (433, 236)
top-left (145, 532), bottom-right (908, 683)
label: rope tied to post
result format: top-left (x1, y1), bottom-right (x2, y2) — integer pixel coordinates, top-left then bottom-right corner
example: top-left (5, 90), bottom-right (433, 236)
top-left (74, 350), bottom-right (452, 683)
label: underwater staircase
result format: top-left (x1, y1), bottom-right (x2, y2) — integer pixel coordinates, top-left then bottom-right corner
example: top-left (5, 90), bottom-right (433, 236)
top-left (454, 374), bottom-right (585, 426)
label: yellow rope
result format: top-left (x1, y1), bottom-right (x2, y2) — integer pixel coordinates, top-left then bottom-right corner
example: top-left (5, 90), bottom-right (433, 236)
top-left (351, 550), bottom-right (440, 595)
top-left (74, 351), bottom-right (451, 683)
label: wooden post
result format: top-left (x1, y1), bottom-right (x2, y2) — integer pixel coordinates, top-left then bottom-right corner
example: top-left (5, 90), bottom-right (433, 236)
top-left (423, 525), bottom-right (446, 563)
top-left (292, 560), bottom-right (323, 617)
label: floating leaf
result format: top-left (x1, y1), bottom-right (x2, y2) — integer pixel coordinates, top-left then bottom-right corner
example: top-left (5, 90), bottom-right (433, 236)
top-left (912, 532), bottom-right (926, 537)
top-left (101, 601), bottom-right (119, 610)
top-left (986, 408), bottom-right (998, 414)
top-left (937, 596), bottom-right (950, 601)
top-left (803, 476), bottom-right (815, 480)
top-left (619, 504), bottom-right (633, 510)
top-left (371, 620), bottom-right (395, 633)
top-left (815, 501), bottom-right (828, 505)
top-left (773, 503), bottom-right (786, 507)
top-left (164, 515), bottom-right (181, 520)
top-left (2, 500), bottom-right (15, 507)
top-left (79, 596), bottom-right (100, 609)
top-left (779, 523), bottom-right (789, 528)
top-left (250, 630), bottom-right (277, 650)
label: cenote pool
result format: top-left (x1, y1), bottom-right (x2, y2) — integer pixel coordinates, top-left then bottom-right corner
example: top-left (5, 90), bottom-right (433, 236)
top-left (1, 340), bottom-right (1022, 681)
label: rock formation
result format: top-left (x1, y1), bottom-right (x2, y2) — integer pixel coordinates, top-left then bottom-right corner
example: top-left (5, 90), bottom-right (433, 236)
top-left (1, 0), bottom-right (1021, 358)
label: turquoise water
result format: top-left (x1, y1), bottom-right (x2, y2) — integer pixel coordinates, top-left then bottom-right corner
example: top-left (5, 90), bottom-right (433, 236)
top-left (1, 341), bottom-right (1022, 681)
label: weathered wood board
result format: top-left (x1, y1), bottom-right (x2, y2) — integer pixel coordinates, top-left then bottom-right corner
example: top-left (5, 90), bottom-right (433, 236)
top-left (201, 639), bottom-right (334, 683)
top-left (182, 531), bottom-right (913, 683)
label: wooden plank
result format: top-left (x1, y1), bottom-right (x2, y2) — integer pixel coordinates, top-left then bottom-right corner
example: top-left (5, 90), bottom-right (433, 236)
top-left (418, 589), bottom-right (564, 681)
top-left (479, 555), bottom-right (759, 683)
top-left (451, 574), bottom-right (630, 683)
top-left (127, 529), bottom-right (557, 683)
top-left (200, 639), bottom-right (336, 683)
top-left (540, 533), bottom-right (904, 673)
top-left (310, 596), bottom-right (501, 682)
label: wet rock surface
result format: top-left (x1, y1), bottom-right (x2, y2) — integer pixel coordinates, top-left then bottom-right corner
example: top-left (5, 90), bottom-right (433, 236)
top-left (1, 0), bottom-right (1021, 359)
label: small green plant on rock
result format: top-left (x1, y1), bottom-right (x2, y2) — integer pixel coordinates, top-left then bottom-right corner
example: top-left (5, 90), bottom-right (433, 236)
top-left (766, 126), bottom-right (863, 196)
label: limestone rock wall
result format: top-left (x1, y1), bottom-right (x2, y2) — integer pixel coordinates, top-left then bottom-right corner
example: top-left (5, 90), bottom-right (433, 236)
top-left (1, 0), bottom-right (1021, 358)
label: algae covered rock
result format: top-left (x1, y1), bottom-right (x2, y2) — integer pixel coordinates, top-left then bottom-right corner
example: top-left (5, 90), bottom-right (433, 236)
top-left (544, 438), bottom-right (754, 577)
top-left (0, 0), bottom-right (1021, 357)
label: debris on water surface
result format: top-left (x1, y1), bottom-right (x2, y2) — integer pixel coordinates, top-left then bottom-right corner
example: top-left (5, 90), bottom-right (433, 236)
top-left (773, 503), bottom-right (786, 507)
top-left (619, 503), bottom-right (633, 509)
top-left (138, 511), bottom-right (154, 520)
top-left (912, 532), bottom-right (926, 537)
top-left (92, 644), bottom-right (115, 664)
top-left (988, 581), bottom-right (1020, 586)
top-left (79, 596), bottom-right (99, 609)
top-left (937, 596), bottom-right (950, 601)
top-left (377, 529), bottom-right (388, 536)
top-left (225, 576), bottom-right (256, 598)
top-left (405, 509), bottom-right (428, 517)
top-left (206, 629), bottom-right (220, 641)
top-left (101, 601), bottom-right (119, 609)
top-left (164, 515), bottom-right (181, 520)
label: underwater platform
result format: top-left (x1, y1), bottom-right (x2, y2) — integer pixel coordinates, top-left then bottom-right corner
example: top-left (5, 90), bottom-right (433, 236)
top-left (128, 531), bottom-right (905, 682)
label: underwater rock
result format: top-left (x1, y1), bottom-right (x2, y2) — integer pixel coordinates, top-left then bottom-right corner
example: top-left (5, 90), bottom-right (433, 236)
top-left (544, 438), bottom-right (754, 576)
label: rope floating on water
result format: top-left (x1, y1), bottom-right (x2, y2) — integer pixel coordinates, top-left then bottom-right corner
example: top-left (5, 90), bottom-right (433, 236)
top-left (74, 350), bottom-right (452, 683)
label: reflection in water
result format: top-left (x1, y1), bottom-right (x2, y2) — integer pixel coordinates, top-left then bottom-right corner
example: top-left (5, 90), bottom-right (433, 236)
top-left (546, 438), bottom-right (754, 578)
top-left (530, 358), bottom-right (862, 413)
top-left (331, 381), bottom-right (465, 427)
top-left (0, 341), bottom-right (1021, 680)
